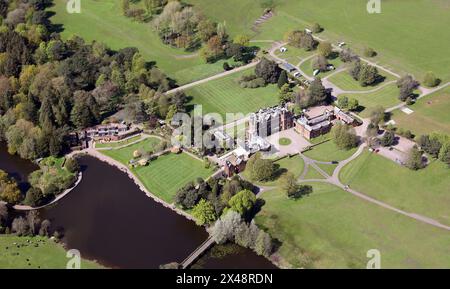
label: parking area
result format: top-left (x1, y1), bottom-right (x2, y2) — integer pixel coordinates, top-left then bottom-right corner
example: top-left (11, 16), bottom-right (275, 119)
top-left (375, 135), bottom-right (416, 164)
top-left (266, 128), bottom-right (311, 157)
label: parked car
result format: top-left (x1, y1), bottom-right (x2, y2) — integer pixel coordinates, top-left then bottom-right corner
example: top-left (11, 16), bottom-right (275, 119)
top-left (338, 42), bottom-right (346, 47)
top-left (293, 71), bottom-right (302, 78)
top-left (313, 69), bottom-right (320, 76)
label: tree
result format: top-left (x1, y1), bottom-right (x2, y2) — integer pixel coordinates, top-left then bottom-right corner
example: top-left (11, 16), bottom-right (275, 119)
top-left (312, 55), bottom-right (329, 72)
top-left (318, 41), bottom-right (332, 58)
top-left (174, 182), bottom-right (202, 209)
top-left (248, 154), bottom-right (274, 181)
top-left (65, 157), bottom-right (80, 174)
top-left (285, 30), bottom-right (316, 51)
top-left (311, 23), bottom-right (323, 33)
top-left (308, 77), bottom-right (328, 106)
top-left (347, 98), bottom-right (359, 111)
top-left (197, 19), bottom-right (216, 42)
top-left (369, 106), bottom-right (386, 126)
top-left (192, 199), bottom-right (217, 225)
top-left (233, 34), bottom-right (250, 46)
top-left (210, 210), bottom-right (242, 244)
top-left (381, 131), bottom-right (395, 147)
top-left (397, 75), bottom-right (419, 101)
top-left (340, 48), bottom-right (359, 63)
top-left (255, 58), bottom-right (281, 84)
top-left (39, 219), bottom-right (51, 237)
top-left (277, 70), bottom-right (288, 88)
top-left (0, 170), bottom-right (21, 204)
top-left (337, 95), bottom-right (349, 109)
top-left (358, 63), bottom-right (380, 87)
top-left (0, 203), bottom-right (8, 227)
top-left (24, 187), bottom-right (44, 207)
top-left (223, 62), bottom-right (231, 71)
top-left (423, 71), bottom-right (439, 87)
top-left (254, 230), bottom-right (273, 257)
top-left (279, 83), bottom-right (293, 103)
top-left (11, 217), bottom-right (30, 236)
top-left (405, 147), bottom-right (425, 170)
top-left (228, 190), bottom-right (256, 216)
top-left (332, 123), bottom-right (359, 150)
top-left (281, 172), bottom-right (298, 197)
top-left (349, 59), bottom-right (362, 80)
top-left (417, 135), bottom-right (442, 158)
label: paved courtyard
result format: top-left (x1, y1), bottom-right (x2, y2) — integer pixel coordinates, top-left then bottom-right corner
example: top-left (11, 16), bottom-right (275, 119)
top-left (266, 128), bottom-right (311, 157)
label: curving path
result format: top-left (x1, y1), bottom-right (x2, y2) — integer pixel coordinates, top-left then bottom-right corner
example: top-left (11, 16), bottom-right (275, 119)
top-left (296, 143), bottom-right (450, 231)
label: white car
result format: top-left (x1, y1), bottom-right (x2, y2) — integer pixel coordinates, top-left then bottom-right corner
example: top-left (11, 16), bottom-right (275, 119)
top-left (338, 42), bottom-right (346, 47)
top-left (313, 69), bottom-right (320, 76)
top-left (293, 71), bottom-right (302, 78)
top-left (279, 47), bottom-right (287, 53)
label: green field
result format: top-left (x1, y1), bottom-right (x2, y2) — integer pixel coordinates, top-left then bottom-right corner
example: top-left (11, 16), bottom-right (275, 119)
top-left (100, 137), bottom-right (214, 202)
top-left (242, 155), bottom-right (304, 187)
top-left (95, 135), bottom-right (142, 149)
top-left (185, 0), bottom-right (264, 38)
top-left (391, 87), bottom-right (450, 135)
top-left (340, 83), bottom-right (401, 117)
top-left (328, 69), bottom-right (398, 92)
top-left (340, 150), bottom-right (450, 226)
top-left (303, 140), bottom-right (357, 162)
top-left (0, 235), bottom-right (101, 269)
top-left (274, 45), bottom-right (314, 66)
top-left (132, 153), bottom-right (214, 202)
top-left (194, 0), bottom-right (450, 82)
top-left (50, 0), bottom-right (232, 84)
top-left (100, 137), bottom-right (162, 165)
top-left (256, 183), bottom-right (450, 268)
top-left (185, 68), bottom-right (279, 118)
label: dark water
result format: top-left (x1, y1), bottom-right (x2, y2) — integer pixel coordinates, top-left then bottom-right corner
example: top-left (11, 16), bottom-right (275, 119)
top-left (0, 144), bottom-right (38, 192)
top-left (0, 145), bottom-right (276, 269)
top-left (192, 244), bottom-right (277, 269)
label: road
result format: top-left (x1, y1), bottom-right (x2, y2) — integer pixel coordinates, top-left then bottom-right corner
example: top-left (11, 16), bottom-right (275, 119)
top-left (165, 61), bottom-right (259, 95)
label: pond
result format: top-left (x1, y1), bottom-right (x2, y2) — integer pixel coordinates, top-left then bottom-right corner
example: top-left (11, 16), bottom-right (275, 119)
top-left (0, 145), bottom-right (276, 269)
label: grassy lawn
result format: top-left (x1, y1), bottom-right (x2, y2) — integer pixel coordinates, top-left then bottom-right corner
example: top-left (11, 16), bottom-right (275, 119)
top-left (95, 135), bottom-right (142, 149)
top-left (327, 69), bottom-right (398, 92)
top-left (185, 68), bottom-right (279, 119)
top-left (49, 0), bottom-right (231, 84)
top-left (340, 83), bottom-right (401, 117)
top-left (274, 45), bottom-right (315, 65)
top-left (340, 150), bottom-right (450, 226)
top-left (299, 56), bottom-right (343, 78)
top-left (242, 155), bottom-right (304, 187)
top-left (315, 163), bottom-right (338, 176)
top-left (257, 0), bottom-right (450, 82)
top-left (0, 235), bottom-right (101, 269)
top-left (132, 153), bottom-right (214, 203)
top-left (185, 0), bottom-right (264, 38)
top-left (100, 137), bottom-right (162, 165)
top-left (391, 87), bottom-right (450, 136)
top-left (303, 140), bottom-right (357, 162)
top-left (256, 183), bottom-right (450, 268)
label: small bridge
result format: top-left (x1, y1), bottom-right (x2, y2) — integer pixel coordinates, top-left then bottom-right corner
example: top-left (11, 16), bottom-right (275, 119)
top-left (180, 236), bottom-right (215, 269)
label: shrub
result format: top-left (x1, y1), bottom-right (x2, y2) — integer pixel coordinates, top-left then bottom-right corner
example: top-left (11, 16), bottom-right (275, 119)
top-left (423, 71), bottom-right (439, 87)
top-left (311, 23), bottom-right (323, 33)
top-left (65, 157), bottom-right (80, 174)
top-left (24, 187), bottom-right (44, 207)
top-left (363, 47), bottom-right (376, 57)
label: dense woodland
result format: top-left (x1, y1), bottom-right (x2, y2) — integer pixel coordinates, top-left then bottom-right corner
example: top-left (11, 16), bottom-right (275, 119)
top-left (0, 0), bottom-right (186, 160)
